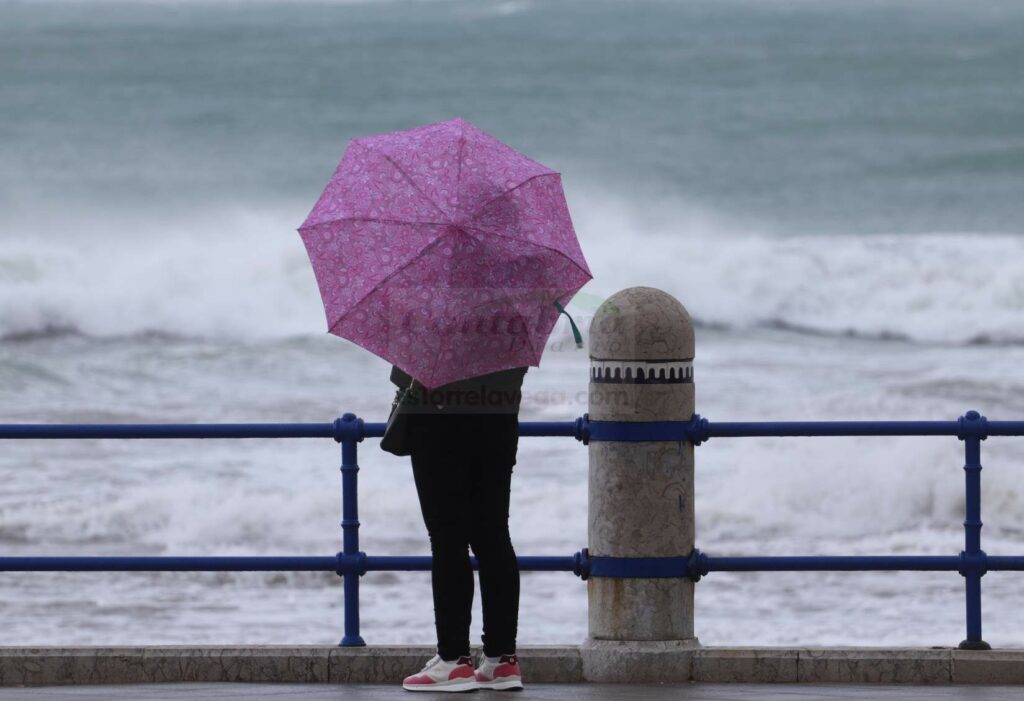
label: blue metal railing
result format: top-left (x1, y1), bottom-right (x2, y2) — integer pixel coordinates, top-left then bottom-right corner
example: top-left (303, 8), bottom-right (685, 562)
top-left (2, 409), bottom-right (1023, 649)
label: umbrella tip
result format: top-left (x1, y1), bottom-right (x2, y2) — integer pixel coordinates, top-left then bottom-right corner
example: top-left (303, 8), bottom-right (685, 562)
top-left (447, 116), bottom-right (473, 134)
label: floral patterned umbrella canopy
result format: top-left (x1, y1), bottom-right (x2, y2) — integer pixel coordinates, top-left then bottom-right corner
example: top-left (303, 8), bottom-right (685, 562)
top-left (298, 117), bottom-right (592, 389)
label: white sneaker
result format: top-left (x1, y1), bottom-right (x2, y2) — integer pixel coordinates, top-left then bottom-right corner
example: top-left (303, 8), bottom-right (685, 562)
top-left (474, 653), bottom-right (523, 691)
top-left (402, 653), bottom-right (478, 692)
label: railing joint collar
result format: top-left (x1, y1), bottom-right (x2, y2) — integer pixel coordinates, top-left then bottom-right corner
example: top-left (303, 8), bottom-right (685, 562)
top-left (574, 548), bottom-right (591, 580)
top-left (687, 548), bottom-right (708, 582)
top-left (958, 549), bottom-right (988, 577)
top-left (575, 414), bottom-right (591, 445)
top-left (957, 410), bottom-right (989, 441)
top-left (334, 413), bottom-right (365, 443)
top-left (687, 415), bottom-right (711, 446)
top-left (335, 551), bottom-right (368, 577)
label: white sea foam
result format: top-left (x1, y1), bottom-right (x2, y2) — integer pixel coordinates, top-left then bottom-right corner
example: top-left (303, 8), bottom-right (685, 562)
top-left (2, 183), bottom-right (1023, 648)
top-left (3, 194), bottom-right (1023, 346)
top-left (5, 326), bottom-right (1024, 646)
top-left (567, 188), bottom-right (1024, 346)
top-left (0, 206), bottom-right (324, 340)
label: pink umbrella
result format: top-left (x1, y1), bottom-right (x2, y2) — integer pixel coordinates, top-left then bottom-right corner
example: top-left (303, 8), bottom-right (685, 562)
top-left (298, 117), bottom-right (592, 389)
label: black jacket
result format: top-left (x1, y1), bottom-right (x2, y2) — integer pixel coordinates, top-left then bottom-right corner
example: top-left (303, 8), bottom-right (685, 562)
top-left (389, 365), bottom-right (528, 416)
top-left (389, 365), bottom-right (527, 463)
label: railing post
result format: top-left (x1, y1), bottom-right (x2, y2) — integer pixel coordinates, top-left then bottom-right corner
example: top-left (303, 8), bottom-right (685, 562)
top-left (337, 413), bottom-right (366, 647)
top-left (581, 286), bottom-right (698, 682)
top-left (958, 409), bottom-right (990, 650)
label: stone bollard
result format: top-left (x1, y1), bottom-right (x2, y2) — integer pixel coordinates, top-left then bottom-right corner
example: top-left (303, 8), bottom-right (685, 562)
top-left (580, 286), bottom-right (698, 682)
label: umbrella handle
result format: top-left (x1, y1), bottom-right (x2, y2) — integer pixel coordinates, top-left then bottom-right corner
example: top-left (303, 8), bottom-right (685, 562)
top-left (554, 301), bottom-right (584, 349)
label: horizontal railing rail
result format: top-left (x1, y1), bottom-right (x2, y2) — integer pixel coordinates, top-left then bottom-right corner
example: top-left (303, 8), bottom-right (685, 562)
top-left (1, 409), bottom-right (1020, 649)
top-left (0, 555), bottom-right (584, 574)
top-left (0, 419), bottom-right (579, 441)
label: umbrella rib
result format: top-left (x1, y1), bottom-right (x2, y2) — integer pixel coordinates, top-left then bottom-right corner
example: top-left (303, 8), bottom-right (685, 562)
top-left (461, 222), bottom-right (592, 283)
top-left (326, 229), bottom-right (450, 335)
top-left (455, 128), bottom-right (466, 219)
top-left (462, 171), bottom-right (556, 224)
top-left (425, 335), bottom-right (447, 391)
top-left (507, 304), bottom-right (540, 364)
top-left (458, 300), bottom-right (541, 366)
top-left (373, 146), bottom-right (452, 222)
top-left (429, 295), bottom-right (540, 386)
top-left (304, 216), bottom-right (452, 229)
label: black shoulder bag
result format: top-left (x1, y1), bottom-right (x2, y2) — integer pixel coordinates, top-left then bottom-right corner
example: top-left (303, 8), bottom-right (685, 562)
top-left (380, 378), bottom-right (417, 456)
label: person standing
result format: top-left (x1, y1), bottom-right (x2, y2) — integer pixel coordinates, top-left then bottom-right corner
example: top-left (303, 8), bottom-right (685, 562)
top-left (296, 118), bottom-right (590, 690)
top-left (394, 363), bottom-right (528, 692)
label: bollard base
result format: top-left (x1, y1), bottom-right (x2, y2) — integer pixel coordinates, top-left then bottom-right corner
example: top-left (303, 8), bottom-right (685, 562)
top-left (958, 639), bottom-right (993, 651)
top-left (580, 637), bottom-right (700, 682)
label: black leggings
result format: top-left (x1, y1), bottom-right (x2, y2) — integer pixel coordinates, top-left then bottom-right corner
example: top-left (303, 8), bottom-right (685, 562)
top-left (409, 413), bottom-right (520, 661)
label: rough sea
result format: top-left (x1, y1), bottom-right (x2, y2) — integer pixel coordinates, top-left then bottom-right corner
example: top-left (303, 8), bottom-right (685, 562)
top-left (2, 0), bottom-right (1024, 648)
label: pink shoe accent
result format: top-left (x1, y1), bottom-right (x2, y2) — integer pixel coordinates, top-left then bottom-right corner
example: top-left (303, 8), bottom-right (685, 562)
top-left (403, 655), bottom-right (477, 692)
top-left (449, 664), bottom-right (475, 680)
top-left (475, 654), bottom-right (523, 690)
top-left (494, 661), bottom-right (519, 677)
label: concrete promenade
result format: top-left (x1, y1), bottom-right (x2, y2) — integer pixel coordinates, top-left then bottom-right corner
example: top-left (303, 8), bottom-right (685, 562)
top-left (4, 646), bottom-right (1024, 687)
top-left (6, 683), bottom-right (1024, 700)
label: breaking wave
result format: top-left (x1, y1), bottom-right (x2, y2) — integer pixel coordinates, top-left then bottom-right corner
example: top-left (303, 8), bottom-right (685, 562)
top-left (2, 195), bottom-right (1023, 346)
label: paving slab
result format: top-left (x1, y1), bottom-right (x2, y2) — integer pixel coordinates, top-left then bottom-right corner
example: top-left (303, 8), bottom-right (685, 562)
top-left (694, 647), bottom-right (799, 683)
top-left (797, 647), bottom-right (953, 684)
top-left (5, 646), bottom-right (1024, 687)
top-left (952, 649), bottom-right (1024, 684)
